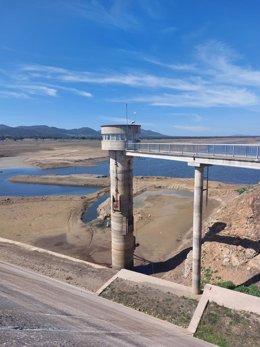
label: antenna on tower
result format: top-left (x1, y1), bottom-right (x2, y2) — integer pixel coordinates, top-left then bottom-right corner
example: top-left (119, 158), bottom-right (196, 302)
top-left (125, 103), bottom-right (128, 125)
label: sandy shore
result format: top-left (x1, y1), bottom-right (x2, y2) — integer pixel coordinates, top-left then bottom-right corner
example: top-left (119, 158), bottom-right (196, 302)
top-left (10, 174), bottom-right (110, 188)
top-left (0, 139), bottom-right (106, 169)
top-left (0, 156), bottom-right (33, 169)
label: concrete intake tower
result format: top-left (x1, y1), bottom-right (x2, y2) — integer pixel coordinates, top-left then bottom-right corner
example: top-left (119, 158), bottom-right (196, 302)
top-left (101, 124), bottom-right (141, 269)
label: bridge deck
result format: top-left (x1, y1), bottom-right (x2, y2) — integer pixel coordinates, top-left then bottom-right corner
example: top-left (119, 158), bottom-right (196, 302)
top-left (126, 143), bottom-right (260, 169)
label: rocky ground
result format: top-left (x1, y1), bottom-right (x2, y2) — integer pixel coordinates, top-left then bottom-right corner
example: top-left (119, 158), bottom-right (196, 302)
top-left (162, 183), bottom-right (260, 287)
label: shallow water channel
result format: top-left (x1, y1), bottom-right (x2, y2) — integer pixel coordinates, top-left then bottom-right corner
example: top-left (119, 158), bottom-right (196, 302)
top-left (1, 156), bottom-right (260, 196)
top-left (81, 193), bottom-right (109, 223)
top-left (0, 157), bottom-right (259, 226)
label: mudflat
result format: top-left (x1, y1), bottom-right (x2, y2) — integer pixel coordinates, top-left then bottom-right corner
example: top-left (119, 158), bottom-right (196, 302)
top-left (0, 139), bottom-right (244, 269)
top-left (0, 139), bottom-right (105, 168)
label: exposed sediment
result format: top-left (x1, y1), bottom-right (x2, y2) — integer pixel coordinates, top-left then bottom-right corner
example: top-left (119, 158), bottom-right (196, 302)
top-left (0, 173), bottom-right (239, 268)
top-left (9, 174), bottom-right (110, 188)
top-left (1, 139), bottom-right (259, 288)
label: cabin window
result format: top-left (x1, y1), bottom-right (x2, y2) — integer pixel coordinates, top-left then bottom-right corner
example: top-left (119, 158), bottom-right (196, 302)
top-left (102, 134), bottom-right (125, 141)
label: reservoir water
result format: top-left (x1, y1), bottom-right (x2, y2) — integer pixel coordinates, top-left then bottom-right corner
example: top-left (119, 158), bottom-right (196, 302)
top-left (0, 158), bottom-right (259, 197)
top-left (82, 193), bottom-right (109, 223)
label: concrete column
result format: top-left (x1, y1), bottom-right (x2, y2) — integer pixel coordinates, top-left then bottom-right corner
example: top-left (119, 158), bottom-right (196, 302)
top-left (192, 165), bottom-right (204, 295)
top-left (101, 124), bottom-right (140, 269)
top-left (110, 150), bottom-right (135, 269)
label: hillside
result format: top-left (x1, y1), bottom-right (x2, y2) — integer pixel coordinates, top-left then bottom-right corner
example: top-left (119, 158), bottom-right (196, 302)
top-left (163, 183), bottom-right (260, 287)
top-left (200, 184), bottom-right (260, 285)
top-left (0, 124), bottom-right (167, 139)
top-left (0, 124), bottom-right (99, 139)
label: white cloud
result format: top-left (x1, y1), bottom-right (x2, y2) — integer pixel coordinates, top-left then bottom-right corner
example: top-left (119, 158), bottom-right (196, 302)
top-left (144, 58), bottom-right (198, 73)
top-left (196, 40), bottom-right (240, 66)
top-left (50, 84), bottom-right (92, 97)
top-left (74, 90), bottom-right (92, 97)
top-left (4, 40), bottom-right (260, 109)
top-left (173, 125), bottom-right (209, 132)
top-left (19, 64), bottom-right (204, 91)
top-left (0, 84), bottom-right (58, 98)
top-left (0, 77), bottom-right (92, 99)
top-left (0, 90), bottom-right (28, 98)
top-left (169, 113), bottom-right (202, 122)
top-left (22, 85), bottom-right (58, 96)
top-left (195, 40), bottom-right (260, 87)
top-left (21, 64), bottom-right (67, 74)
top-left (59, 0), bottom-right (139, 31)
top-left (129, 86), bottom-right (258, 107)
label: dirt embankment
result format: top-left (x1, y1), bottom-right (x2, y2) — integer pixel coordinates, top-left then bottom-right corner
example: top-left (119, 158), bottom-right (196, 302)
top-left (163, 184), bottom-right (260, 287)
top-left (0, 242), bottom-right (116, 292)
top-left (0, 190), bottom-right (109, 263)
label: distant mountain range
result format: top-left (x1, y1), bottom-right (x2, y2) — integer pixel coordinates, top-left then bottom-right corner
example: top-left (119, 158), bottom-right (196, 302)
top-left (0, 124), bottom-right (168, 139)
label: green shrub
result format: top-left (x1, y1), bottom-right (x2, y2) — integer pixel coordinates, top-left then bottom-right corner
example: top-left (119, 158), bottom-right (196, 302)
top-left (214, 281), bottom-right (235, 290)
top-left (214, 282), bottom-right (260, 297)
top-left (235, 285), bottom-right (260, 297)
top-left (235, 187), bottom-right (248, 194)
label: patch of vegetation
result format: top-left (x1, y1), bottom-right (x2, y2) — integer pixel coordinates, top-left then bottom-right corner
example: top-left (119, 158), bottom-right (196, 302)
top-left (195, 323), bottom-right (229, 347)
top-left (214, 281), bottom-right (260, 297)
top-left (235, 187), bottom-right (249, 194)
top-left (214, 281), bottom-right (236, 289)
top-left (201, 267), bottom-right (222, 287)
top-left (235, 284), bottom-right (260, 297)
top-left (100, 278), bottom-right (197, 328)
top-left (195, 302), bottom-right (260, 347)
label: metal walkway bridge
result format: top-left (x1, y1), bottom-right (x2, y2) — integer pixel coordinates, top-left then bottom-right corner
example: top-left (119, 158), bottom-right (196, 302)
top-left (126, 140), bottom-right (260, 294)
top-left (101, 125), bottom-right (260, 294)
top-left (127, 142), bottom-right (260, 169)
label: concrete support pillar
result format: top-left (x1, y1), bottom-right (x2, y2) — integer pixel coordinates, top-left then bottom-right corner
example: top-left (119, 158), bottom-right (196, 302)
top-left (192, 165), bottom-right (204, 295)
top-left (109, 151), bottom-right (135, 269)
top-left (101, 124), bottom-right (140, 269)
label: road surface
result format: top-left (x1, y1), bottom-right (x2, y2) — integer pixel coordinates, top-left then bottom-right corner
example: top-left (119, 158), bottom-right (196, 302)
top-left (0, 262), bottom-right (213, 346)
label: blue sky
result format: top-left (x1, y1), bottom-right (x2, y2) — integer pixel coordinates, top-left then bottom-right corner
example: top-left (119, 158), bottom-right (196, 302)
top-left (1, 0), bottom-right (260, 136)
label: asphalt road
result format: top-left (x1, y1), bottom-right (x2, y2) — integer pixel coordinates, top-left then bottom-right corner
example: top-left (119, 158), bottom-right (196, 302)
top-left (0, 262), bottom-right (213, 347)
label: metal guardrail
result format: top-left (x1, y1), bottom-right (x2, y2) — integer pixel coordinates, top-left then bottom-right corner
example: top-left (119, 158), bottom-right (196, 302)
top-left (127, 143), bottom-right (260, 160)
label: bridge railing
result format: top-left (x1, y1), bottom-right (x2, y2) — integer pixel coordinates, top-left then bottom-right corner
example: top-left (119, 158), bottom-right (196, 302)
top-left (127, 142), bottom-right (260, 160)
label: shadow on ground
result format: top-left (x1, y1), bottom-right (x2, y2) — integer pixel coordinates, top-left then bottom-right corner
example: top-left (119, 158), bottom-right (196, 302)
top-left (134, 222), bottom-right (259, 281)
